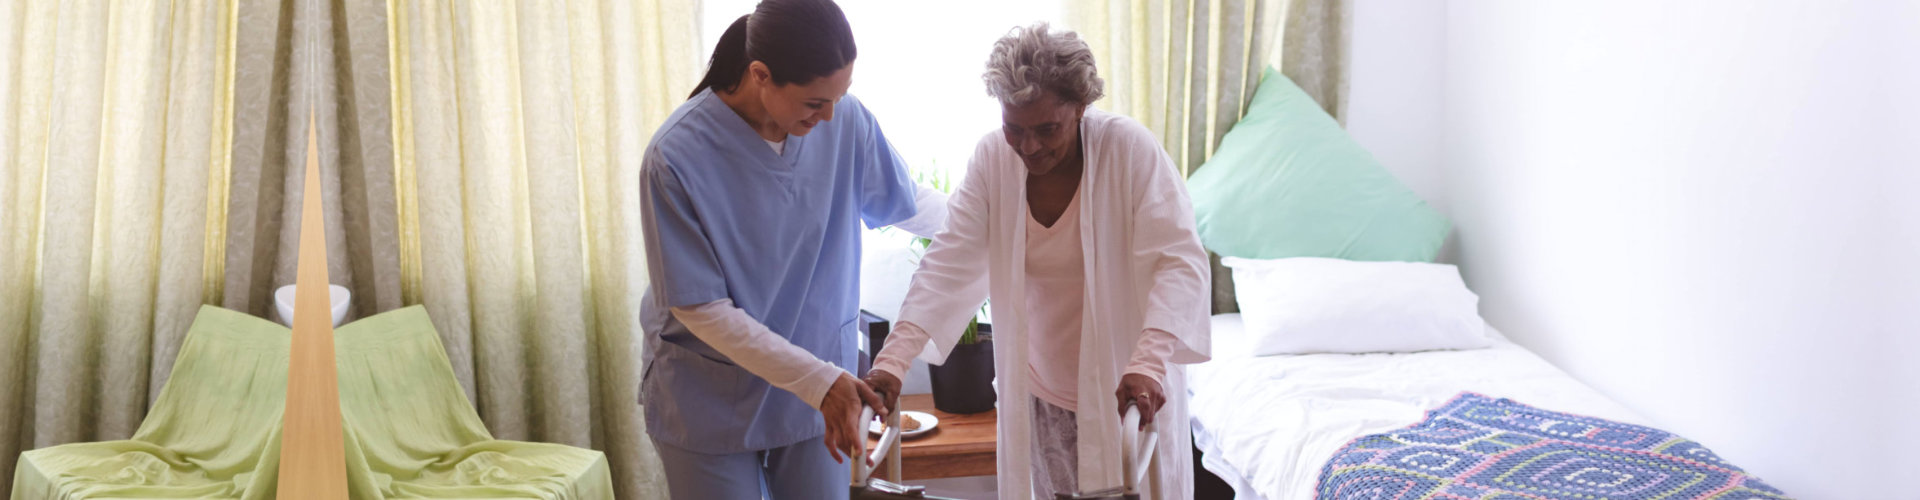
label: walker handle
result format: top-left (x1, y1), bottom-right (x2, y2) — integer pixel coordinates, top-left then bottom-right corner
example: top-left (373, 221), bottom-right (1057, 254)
top-left (1120, 402), bottom-right (1159, 495)
top-left (854, 399), bottom-right (903, 483)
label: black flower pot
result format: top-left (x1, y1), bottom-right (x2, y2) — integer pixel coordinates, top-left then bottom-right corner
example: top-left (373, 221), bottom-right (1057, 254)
top-left (929, 326), bottom-right (996, 414)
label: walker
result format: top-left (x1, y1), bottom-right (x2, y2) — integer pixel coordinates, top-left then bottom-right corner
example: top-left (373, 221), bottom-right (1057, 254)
top-left (848, 400), bottom-right (1159, 499)
top-left (849, 396), bottom-right (959, 499)
top-left (1056, 402), bottom-right (1161, 500)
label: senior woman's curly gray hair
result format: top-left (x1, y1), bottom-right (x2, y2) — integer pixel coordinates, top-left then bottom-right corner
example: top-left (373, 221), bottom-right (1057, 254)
top-left (983, 22), bottom-right (1105, 107)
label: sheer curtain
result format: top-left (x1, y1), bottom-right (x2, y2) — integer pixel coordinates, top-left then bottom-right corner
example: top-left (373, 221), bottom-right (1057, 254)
top-left (221, 0), bottom-right (403, 328)
top-left (0, 0), bottom-right (236, 490)
top-left (1067, 0), bottom-right (1351, 312)
top-left (387, 1), bottom-right (700, 496)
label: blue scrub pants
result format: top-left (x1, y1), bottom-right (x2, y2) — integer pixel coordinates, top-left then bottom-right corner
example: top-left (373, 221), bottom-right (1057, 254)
top-left (655, 435), bottom-right (849, 499)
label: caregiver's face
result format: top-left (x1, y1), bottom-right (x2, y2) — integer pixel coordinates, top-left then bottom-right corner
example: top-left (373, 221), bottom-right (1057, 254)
top-left (1001, 92), bottom-right (1085, 176)
top-left (752, 61), bottom-right (855, 137)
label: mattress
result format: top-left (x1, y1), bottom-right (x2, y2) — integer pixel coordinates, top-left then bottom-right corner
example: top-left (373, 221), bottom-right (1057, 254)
top-left (1188, 314), bottom-right (1650, 500)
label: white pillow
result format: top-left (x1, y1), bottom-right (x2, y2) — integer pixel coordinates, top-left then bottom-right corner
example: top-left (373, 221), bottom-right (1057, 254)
top-left (1223, 257), bottom-right (1491, 355)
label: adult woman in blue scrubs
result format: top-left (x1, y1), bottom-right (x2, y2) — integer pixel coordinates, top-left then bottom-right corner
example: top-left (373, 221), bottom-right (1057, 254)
top-left (637, 0), bottom-right (945, 498)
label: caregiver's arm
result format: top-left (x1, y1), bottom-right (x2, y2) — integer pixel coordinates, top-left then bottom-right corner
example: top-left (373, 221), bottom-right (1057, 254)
top-left (643, 158), bottom-right (865, 412)
top-left (853, 94), bottom-right (946, 240)
top-left (675, 301), bottom-right (885, 464)
top-left (643, 151), bottom-right (880, 462)
top-left (889, 184), bottom-right (950, 239)
top-left (670, 300), bottom-right (855, 411)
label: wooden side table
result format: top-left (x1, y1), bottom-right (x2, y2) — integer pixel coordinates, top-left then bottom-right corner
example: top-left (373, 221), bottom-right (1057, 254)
top-left (871, 394), bottom-right (997, 480)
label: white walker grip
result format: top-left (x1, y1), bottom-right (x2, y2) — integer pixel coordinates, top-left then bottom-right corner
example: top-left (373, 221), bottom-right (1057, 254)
top-left (1120, 402), bottom-right (1161, 497)
top-left (854, 399), bottom-right (903, 483)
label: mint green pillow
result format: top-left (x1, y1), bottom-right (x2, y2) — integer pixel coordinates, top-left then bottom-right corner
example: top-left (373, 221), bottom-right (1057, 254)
top-left (1189, 67), bottom-right (1449, 261)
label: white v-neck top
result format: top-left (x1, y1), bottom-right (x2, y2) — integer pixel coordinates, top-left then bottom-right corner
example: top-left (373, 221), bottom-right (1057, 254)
top-left (1024, 187), bottom-right (1085, 410)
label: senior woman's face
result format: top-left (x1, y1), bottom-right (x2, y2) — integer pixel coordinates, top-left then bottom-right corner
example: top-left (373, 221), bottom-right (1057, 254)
top-left (1001, 93), bottom-right (1085, 176)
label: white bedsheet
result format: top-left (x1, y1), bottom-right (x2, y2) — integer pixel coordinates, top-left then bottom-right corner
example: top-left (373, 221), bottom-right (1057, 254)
top-left (1188, 314), bottom-right (1650, 500)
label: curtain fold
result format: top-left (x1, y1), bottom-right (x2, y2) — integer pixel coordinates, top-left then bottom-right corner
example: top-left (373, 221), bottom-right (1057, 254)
top-left (0, 0), bottom-right (236, 491)
top-left (1068, 0), bottom-right (1272, 177)
top-left (388, 1), bottom-right (700, 496)
top-left (6, 0), bottom-right (697, 495)
top-left (223, 0), bottom-right (402, 327)
top-left (1276, 0), bottom-right (1351, 121)
top-left (1068, 0), bottom-right (1350, 313)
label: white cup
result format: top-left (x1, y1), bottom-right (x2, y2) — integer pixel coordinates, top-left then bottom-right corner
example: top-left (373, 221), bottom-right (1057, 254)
top-left (273, 284), bottom-right (351, 328)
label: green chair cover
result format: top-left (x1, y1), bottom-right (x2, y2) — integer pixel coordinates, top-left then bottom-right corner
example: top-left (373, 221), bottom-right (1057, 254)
top-left (12, 305), bottom-right (612, 499)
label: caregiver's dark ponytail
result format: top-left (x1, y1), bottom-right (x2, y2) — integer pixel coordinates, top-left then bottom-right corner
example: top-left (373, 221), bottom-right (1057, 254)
top-left (691, 15), bottom-right (751, 98)
top-left (689, 0), bottom-right (858, 99)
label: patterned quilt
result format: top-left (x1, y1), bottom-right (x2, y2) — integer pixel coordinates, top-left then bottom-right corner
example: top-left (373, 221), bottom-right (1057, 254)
top-left (1314, 393), bottom-right (1791, 500)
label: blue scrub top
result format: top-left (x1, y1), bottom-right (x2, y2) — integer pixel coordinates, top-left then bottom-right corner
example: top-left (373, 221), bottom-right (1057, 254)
top-left (638, 89), bottom-right (917, 454)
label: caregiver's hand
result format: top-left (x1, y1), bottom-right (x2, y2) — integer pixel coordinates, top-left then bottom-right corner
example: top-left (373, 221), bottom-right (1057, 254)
top-left (1115, 373), bottom-right (1165, 430)
top-left (862, 370), bottom-right (903, 416)
top-left (821, 372), bottom-right (886, 464)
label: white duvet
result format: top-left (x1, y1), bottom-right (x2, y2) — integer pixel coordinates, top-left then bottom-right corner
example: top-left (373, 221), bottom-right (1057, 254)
top-left (1187, 314), bottom-right (1651, 500)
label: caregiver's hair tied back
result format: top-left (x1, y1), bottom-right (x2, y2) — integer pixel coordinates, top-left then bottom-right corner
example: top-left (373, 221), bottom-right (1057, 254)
top-left (983, 22), bottom-right (1105, 107)
top-left (690, 0), bottom-right (858, 99)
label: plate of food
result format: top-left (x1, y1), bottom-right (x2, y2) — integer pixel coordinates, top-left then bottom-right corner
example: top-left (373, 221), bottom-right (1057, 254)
top-left (869, 410), bottom-right (938, 439)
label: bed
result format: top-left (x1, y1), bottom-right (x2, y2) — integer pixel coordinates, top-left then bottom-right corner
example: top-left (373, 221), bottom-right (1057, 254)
top-left (1187, 313), bottom-right (1652, 500)
top-left (1183, 64), bottom-right (1790, 500)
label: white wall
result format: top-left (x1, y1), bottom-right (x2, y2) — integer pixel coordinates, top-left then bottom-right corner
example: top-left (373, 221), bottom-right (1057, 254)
top-left (1347, 0), bottom-right (1454, 263)
top-left (1346, 0), bottom-right (1448, 213)
top-left (1411, 1), bottom-right (1920, 497)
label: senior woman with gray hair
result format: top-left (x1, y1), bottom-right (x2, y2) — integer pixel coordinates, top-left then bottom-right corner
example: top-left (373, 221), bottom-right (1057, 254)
top-left (865, 22), bottom-right (1212, 499)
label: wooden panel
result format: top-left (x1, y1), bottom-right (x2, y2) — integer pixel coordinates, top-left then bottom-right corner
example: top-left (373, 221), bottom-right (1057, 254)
top-left (902, 451), bottom-right (996, 481)
top-left (276, 113), bottom-right (349, 499)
